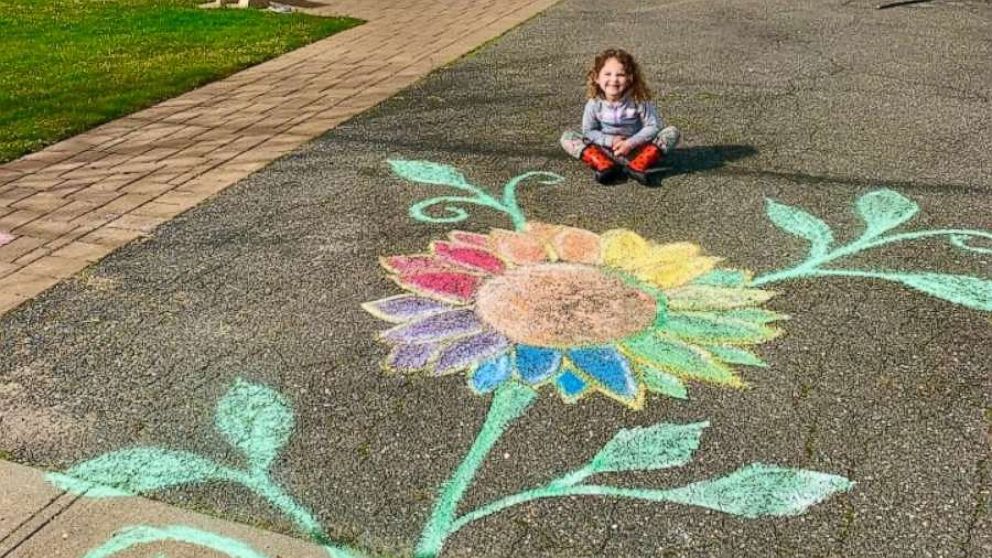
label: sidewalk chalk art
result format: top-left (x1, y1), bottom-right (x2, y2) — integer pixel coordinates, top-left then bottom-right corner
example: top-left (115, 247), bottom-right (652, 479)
top-left (50, 160), bottom-right (992, 556)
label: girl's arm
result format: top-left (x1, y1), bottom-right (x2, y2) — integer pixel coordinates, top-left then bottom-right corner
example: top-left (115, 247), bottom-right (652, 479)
top-left (581, 100), bottom-right (612, 147)
top-left (626, 102), bottom-right (663, 148)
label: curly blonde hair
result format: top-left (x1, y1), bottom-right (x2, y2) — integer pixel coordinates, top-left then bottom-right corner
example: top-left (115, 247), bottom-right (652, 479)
top-left (585, 48), bottom-right (652, 102)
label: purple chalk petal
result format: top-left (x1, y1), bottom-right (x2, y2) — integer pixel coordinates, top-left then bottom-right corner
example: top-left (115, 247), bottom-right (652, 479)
top-left (0, 232), bottom-right (13, 247)
top-left (364, 294), bottom-right (453, 323)
top-left (433, 331), bottom-right (510, 375)
top-left (387, 343), bottom-right (435, 371)
top-left (382, 309), bottom-right (484, 344)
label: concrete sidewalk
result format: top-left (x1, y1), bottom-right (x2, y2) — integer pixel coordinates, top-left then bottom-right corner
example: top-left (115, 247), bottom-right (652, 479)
top-left (1, 460), bottom-right (329, 557)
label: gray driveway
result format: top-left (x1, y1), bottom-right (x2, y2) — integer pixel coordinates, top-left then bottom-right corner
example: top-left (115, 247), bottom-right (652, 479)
top-left (2, 0), bottom-right (990, 556)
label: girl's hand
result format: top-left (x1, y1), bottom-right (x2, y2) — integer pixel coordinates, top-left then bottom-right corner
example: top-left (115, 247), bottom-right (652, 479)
top-left (613, 139), bottom-right (633, 157)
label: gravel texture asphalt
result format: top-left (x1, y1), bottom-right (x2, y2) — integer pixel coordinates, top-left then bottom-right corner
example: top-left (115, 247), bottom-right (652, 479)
top-left (1, 0), bottom-right (990, 556)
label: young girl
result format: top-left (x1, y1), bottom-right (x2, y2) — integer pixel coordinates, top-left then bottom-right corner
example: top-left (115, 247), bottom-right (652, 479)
top-left (560, 49), bottom-right (680, 185)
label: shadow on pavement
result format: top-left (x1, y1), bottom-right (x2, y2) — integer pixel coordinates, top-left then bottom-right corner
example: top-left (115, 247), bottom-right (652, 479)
top-left (645, 144), bottom-right (759, 187)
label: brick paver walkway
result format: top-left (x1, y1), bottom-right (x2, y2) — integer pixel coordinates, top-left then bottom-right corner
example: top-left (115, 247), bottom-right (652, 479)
top-left (0, 0), bottom-right (560, 316)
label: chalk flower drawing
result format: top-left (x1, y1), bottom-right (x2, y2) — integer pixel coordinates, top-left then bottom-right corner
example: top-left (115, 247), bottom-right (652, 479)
top-left (56, 158), bottom-right (992, 557)
top-left (364, 224), bottom-right (785, 409)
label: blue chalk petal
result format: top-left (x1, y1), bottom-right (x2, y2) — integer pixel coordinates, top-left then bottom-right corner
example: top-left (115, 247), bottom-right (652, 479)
top-left (568, 346), bottom-right (638, 400)
top-left (514, 345), bottom-right (563, 384)
top-left (556, 369), bottom-right (588, 400)
top-left (470, 354), bottom-right (511, 393)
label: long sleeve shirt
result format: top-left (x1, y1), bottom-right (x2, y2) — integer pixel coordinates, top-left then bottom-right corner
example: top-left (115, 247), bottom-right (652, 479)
top-left (581, 95), bottom-right (664, 149)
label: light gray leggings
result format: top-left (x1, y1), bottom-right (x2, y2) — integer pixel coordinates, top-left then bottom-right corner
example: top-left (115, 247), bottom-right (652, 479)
top-left (559, 126), bottom-right (681, 161)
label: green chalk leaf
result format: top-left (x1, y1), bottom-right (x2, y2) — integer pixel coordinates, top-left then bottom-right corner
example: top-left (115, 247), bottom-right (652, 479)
top-left (641, 365), bottom-right (689, 399)
top-left (216, 378), bottom-right (295, 471)
top-left (665, 463), bottom-right (854, 518)
top-left (49, 448), bottom-right (222, 497)
top-left (894, 272), bottom-right (992, 312)
top-left (666, 285), bottom-right (776, 311)
top-left (765, 199), bottom-right (834, 259)
top-left (587, 421), bottom-right (708, 475)
top-left (388, 160), bottom-right (471, 188)
top-left (855, 189), bottom-right (918, 238)
top-left (662, 312), bottom-right (783, 346)
top-left (692, 269), bottom-right (748, 287)
top-left (705, 345), bottom-right (768, 367)
top-left (625, 333), bottom-right (744, 387)
top-left (721, 308), bottom-right (789, 325)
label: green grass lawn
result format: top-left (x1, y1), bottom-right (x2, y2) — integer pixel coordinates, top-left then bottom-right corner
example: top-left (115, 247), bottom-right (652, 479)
top-left (0, 1), bottom-right (361, 163)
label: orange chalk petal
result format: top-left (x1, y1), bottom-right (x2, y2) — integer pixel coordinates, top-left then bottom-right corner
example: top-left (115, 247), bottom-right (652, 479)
top-left (433, 241), bottom-right (505, 274)
top-left (523, 222), bottom-right (564, 244)
top-left (490, 229), bottom-right (549, 265)
top-left (382, 255), bottom-right (460, 276)
top-left (449, 231), bottom-right (490, 248)
top-left (553, 227), bottom-right (602, 264)
top-left (396, 271), bottom-right (483, 304)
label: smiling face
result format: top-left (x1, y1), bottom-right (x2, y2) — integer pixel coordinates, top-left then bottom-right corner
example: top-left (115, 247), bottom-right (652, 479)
top-left (595, 57), bottom-right (629, 102)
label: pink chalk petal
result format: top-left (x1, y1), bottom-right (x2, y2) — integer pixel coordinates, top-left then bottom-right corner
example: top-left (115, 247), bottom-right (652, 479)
top-left (382, 255), bottom-right (461, 276)
top-left (449, 231), bottom-right (490, 248)
top-left (0, 232), bottom-right (13, 247)
top-left (397, 271), bottom-right (483, 303)
top-left (433, 241), bottom-right (505, 275)
top-left (490, 229), bottom-right (549, 265)
top-left (553, 227), bottom-right (602, 264)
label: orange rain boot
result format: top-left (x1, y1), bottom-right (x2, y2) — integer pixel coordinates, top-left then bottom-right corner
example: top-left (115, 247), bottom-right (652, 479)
top-left (580, 144), bottom-right (622, 185)
top-left (624, 144), bottom-right (662, 185)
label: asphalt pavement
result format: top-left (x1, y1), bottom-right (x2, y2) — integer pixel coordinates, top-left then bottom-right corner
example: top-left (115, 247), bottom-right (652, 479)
top-left (1, 0), bottom-right (990, 556)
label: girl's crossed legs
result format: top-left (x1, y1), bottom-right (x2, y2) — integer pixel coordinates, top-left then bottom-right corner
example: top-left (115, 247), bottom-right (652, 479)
top-left (559, 126), bottom-right (680, 163)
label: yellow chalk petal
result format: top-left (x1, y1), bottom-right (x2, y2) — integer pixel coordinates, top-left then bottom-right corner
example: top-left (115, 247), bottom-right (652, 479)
top-left (642, 242), bottom-right (701, 265)
top-left (553, 227), bottom-right (602, 264)
top-left (602, 229), bottom-right (649, 267)
top-left (637, 256), bottom-right (722, 289)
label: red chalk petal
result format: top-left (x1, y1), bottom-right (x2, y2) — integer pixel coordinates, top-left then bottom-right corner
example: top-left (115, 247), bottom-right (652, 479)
top-left (382, 255), bottom-right (460, 276)
top-left (398, 271), bottom-right (483, 303)
top-left (449, 231), bottom-right (491, 247)
top-left (433, 241), bottom-right (505, 274)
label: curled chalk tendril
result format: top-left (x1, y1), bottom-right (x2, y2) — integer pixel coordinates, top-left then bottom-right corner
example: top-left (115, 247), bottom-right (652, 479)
top-left (408, 195), bottom-right (501, 225)
top-left (389, 160), bottom-right (563, 231)
top-left (950, 233), bottom-right (992, 255)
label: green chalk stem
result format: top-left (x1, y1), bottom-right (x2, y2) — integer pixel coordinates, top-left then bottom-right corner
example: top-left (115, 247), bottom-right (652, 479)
top-left (81, 524), bottom-right (361, 558)
top-left (448, 484), bottom-right (751, 533)
top-left (753, 229), bottom-right (992, 286)
top-left (220, 469), bottom-right (328, 544)
top-left (449, 463), bottom-right (854, 535)
top-left (82, 524), bottom-right (270, 558)
top-left (389, 160), bottom-right (562, 231)
top-left (216, 468), bottom-right (362, 556)
top-left (499, 171), bottom-right (565, 231)
top-left (414, 382), bottom-right (537, 557)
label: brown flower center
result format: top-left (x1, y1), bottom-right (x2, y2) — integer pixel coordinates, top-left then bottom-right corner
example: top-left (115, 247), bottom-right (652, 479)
top-left (474, 263), bottom-right (657, 347)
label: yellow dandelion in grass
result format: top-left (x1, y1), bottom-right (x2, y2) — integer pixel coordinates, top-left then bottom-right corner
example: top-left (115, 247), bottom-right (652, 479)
top-left (363, 223), bottom-right (786, 410)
